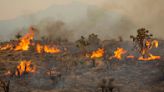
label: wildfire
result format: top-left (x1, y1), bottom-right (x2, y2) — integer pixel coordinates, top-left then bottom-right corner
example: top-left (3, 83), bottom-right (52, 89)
top-left (36, 43), bottom-right (61, 54)
top-left (90, 48), bottom-right (104, 59)
top-left (15, 60), bottom-right (36, 76)
top-left (0, 44), bottom-right (13, 51)
top-left (15, 27), bottom-right (34, 51)
top-left (36, 43), bottom-right (43, 53)
top-left (138, 40), bottom-right (160, 61)
top-left (110, 48), bottom-right (127, 60)
top-left (138, 54), bottom-right (160, 61)
top-left (127, 55), bottom-right (135, 59)
top-left (153, 40), bottom-right (159, 48)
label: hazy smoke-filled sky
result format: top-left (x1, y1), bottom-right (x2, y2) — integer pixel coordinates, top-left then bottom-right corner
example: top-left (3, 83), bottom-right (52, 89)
top-left (1, 0), bottom-right (104, 20)
top-left (0, 0), bottom-right (164, 41)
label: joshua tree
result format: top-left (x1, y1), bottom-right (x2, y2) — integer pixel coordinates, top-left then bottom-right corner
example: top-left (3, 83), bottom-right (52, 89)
top-left (76, 36), bottom-right (89, 54)
top-left (76, 33), bottom-right (101, 55)
top-left (130, 28), bottom-right (154, 58)
top-left (15, 33), bottom-right (22, 40)
top-left (88, 33), bottom-right (100, 45)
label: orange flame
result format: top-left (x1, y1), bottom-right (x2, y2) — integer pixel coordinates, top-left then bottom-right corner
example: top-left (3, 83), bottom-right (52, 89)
top-left (153, 40), bottom-right (159, 48)
top-left (0, 44), bottom-right (13, 51)
top-left (110, 48), bottom-right (127, 60)
top-left (138, 40), bottom-right (160, 61)
top-left (36, 43), bottom-right (43, 53)
top-left (146, 40), bottom-right (151, 47)
top-left (15, 27), bottom-right (34, 51)
top-left (44, 45), bottom-right (61, 54)
top-left (138, 54), bottom-right (160, 61)
top-left (90, 48), bottom-right (104, 59)
top-left (36, 43), bottom-right (61, 54)
top-left (15, 60), bottom-right (36, 76)
top-left (127, 55), bottom-right (135, 59)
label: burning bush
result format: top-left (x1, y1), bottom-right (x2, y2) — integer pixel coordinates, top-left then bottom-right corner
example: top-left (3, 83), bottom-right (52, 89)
top-left (90, 48), bottom-right (104, 59)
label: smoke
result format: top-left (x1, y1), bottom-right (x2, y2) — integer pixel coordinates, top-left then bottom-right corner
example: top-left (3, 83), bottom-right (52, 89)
top-left (70, 0), bottom-right (164, 41)
top-left (3, 0), bottom-right (164, 41)
top-left (34, 19), bottom-right (73, 41)
top-left (70, 6), bottom-right (135, 41)
top-left (101, 0), bottom-right (164, 39)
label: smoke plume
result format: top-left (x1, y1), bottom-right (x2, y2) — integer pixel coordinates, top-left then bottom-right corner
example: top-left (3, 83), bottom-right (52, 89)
top-left (2, 0), bottom-right (164, 41)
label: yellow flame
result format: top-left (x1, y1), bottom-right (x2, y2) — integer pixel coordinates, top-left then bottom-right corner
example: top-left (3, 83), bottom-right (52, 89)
top-left (91, 48), bottom-right (104, 59)
top-left (36, 43), bottom-right (43, 53)
top-left (44, 45), bottom-right (61, 54)
top-left (138, 54), bottom-right (160, 61)
top-left (139, 40), bottom-right (160, 61)
top-left (153, 40), bottom-right (159, 48)
top-left (15, 60), bottom-right (36, 76)
top-left (15, 27), bottom-right (34, 51)
top-left (126, 55), bottom-right (135, 59)
top-left (146, 40), bottom-right (151, 47)
top-left (0, 44), bottom-right (13, 51)
top-left (110, 48), bottom-right (127, 60)
top-left (36, 43), bottom-right (61, 54)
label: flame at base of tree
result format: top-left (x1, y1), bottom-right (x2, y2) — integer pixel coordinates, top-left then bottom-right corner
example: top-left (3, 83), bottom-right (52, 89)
top-left (138, 40), bottom-right (160, 61)
top-left (36, 43), bottom-right (61, 54)
top-left (110, 48), bottom-right (127, 60)
top-left (15, 60), bottom-right (36, 76)
top-left (90, 48), bottom-right (104, 59)
top-left (138, 54), bottom-right (160, 61)
top-left (130, 28), bottom-right (161, 61)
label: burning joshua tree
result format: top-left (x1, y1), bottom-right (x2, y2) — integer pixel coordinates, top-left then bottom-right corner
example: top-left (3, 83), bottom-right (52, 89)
top-left (15, 60), bottom-right (36, 77)
top-left (15, 27), bottom-right (35, 51)
top-left (130, 28), bottom-right (160, 61)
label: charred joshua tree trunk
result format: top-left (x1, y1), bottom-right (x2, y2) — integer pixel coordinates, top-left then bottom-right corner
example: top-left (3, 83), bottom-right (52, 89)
top-left (0, 79), bottom-right (10, 92)
top-left (92, 59), bottom-right (96, 67)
